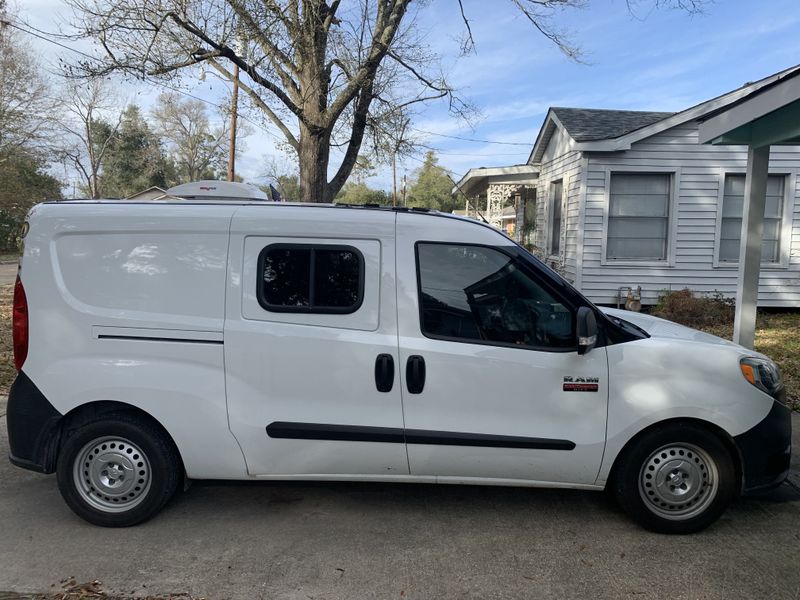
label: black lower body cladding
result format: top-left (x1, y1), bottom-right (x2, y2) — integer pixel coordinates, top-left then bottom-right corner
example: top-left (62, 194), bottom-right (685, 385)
top-left (6, 371), bottom-right (63, 473)
top-left (733, 399), bottom-right (792, 493)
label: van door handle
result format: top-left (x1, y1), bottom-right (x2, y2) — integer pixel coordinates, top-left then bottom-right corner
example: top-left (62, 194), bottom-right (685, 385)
top-left (374, 354), bottom-right (395, 393)
top-left (406, 355), bottom-right (426, 394)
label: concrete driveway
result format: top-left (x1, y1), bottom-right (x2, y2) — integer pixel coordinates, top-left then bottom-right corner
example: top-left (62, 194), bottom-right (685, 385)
top-left (1, 399), bottom-right (798, 600)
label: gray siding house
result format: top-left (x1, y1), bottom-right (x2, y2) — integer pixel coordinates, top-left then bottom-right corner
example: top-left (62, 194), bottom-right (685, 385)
top-left (456, 65), bottom-right (800, 306)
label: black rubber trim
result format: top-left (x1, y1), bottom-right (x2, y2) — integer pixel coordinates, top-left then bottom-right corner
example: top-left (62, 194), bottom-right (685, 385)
top-left (6, 371), bottom-right (63, 474)
top-left (97, 334), bottom-right (223, 345)
top-left (734, 400), bottom-right (792, 493)
top-left (405, 429), bottom-right (575, 450)
top-left (266, 421), bottom-right (575, 450)
top-left (267, 422), bottom-right (404, 443)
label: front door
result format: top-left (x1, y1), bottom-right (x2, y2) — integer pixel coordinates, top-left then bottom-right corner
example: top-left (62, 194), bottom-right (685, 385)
top-left (396, 214), bottom-right (608, 485)
top-left (224, 207), bottom-right (409, 476)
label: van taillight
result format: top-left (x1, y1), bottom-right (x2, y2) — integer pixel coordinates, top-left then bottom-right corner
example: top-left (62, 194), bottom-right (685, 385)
top-left (12, 274), bottom-right (28, 371)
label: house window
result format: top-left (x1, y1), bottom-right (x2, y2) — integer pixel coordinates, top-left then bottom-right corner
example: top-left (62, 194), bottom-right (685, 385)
top-left (549, 180), bottom-right (563, 255)
top-left (258, 244), bottom-right (364, 313)
top-left (719, 174), bottom-right (785, 264)
top-left (607, 173), bottom-right (671, 261)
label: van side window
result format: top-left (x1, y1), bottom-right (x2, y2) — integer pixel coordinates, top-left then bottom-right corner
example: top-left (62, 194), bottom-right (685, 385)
top-left (258, 244), bottom-right (364, 313)
top-left (416, 243), bottom-right (575, 349)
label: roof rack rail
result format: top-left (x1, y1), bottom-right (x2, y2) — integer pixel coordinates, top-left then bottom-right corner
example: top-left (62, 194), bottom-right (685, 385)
top-left (331, 202), bottom-right (435, 213)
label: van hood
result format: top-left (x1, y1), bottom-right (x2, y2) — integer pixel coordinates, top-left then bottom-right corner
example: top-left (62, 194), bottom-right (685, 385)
top-left (599, 307), bottom-right (738, 347)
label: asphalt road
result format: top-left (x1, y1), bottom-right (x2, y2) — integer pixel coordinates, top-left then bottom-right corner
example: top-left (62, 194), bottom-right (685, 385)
top-left (1, 399), bottom-right (799, 600)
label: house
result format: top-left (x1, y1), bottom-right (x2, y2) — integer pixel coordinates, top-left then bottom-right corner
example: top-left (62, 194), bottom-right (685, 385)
top-left (454, 65), bottom-right (800, 307)
top-left (124, 186), bottom-right (168, 200)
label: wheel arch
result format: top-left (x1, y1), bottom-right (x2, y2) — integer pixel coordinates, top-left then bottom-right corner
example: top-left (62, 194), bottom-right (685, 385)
top-left (605, 417), bottom-right (743, 493)
top-left (56, 400), bottom-right (185, 475)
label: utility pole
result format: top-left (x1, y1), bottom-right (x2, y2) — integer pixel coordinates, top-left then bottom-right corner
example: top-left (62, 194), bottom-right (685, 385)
top-left (392, 153), bottom-right (397, 206)
top-left (390, 117), bottom-right (410, 206)
top-left (227, 63), bottom-right (240, 182)
top-left (402, 173), bottom-right (407, 206)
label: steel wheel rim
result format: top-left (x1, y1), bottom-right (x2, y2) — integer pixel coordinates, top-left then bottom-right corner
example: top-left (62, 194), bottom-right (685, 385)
top-left (73, 436), bottom-right (152, 513)
top-left (638, 442), bottom-right (719, 521)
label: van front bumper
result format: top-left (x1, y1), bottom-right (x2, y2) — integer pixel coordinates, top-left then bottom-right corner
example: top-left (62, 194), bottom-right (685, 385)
top-left (6, 371), bottom-right (62, 474)
top-left (733, 399), bottom-right (792, 494)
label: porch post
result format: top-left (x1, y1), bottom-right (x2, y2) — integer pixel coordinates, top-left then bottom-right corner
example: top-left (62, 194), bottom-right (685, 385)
top-left (733, 144), bottom-right (770, 348)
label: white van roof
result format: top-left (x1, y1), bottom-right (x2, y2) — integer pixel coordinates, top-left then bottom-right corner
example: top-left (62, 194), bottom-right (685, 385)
top-left (166, 180), bottom-right (270, 200)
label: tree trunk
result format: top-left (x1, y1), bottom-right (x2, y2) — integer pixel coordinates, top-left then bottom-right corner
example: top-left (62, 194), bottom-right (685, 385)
top-left (298, 122), bottom-right (332, 202)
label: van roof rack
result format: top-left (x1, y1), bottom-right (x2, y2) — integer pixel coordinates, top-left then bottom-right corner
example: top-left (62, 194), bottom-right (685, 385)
top-left (332, 203), bottom-right (433, 213)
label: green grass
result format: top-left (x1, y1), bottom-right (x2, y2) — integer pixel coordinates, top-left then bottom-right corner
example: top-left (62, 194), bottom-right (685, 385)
top-left (0, 284), bottom-right (796, 410)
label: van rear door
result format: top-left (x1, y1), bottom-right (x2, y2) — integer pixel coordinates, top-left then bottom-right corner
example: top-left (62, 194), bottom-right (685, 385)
top-left (224, 206), bottom-right (409, 476)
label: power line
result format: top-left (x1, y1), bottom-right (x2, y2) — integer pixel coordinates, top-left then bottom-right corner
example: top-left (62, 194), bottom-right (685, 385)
top-left (5, 19), bottom-right (284, 143)
top-left (9, 21), bottom-right (531, 151)
top-left (9, 18), bottom-right (530, 183)
top-left (410, 127), bottom-right (531, 146)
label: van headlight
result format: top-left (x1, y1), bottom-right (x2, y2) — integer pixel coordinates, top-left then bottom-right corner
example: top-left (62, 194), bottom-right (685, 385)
top-left (740, 357), bottom-right (784, 401)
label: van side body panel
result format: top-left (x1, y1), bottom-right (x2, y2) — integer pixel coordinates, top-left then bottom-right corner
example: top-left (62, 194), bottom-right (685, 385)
top-left (20, 203), bottom-right (247, 479)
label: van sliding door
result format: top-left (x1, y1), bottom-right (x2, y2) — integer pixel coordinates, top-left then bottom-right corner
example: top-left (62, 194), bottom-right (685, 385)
top-left (224, 207), bottom-right (408, 477)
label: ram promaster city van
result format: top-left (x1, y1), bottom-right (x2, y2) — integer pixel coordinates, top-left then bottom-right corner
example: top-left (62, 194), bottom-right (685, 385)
top-left (7, 201), bottom-right (792, 533)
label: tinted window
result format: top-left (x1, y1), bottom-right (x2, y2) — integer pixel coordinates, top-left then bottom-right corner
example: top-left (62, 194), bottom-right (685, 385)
top-left (314, 248), bottom-right (362, 307)
top-left (262, 247), bottom-right (311, 307)
top-left (417, 243), bottom-right (575, 349)
top-left (259, 245), bottom-right (363, 313)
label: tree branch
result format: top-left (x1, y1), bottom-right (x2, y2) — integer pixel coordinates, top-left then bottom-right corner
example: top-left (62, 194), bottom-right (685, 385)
top-left (208, 58), bottom-right (299, 150)
top-left (165, 11), bottom-right (304, 118)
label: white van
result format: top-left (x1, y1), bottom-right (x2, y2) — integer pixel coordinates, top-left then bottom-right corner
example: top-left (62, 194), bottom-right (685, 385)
top-left (6, 201), bottom-right (791, 533)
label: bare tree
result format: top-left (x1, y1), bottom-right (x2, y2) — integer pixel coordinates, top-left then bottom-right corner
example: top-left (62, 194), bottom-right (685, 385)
top-left (62, 0), bottom-right (707, 201)
top-left (56, 80), bottom-right (121, 199)
top-left (0, 12), bottom-right (56, 161)
top-left (151, 91), bottom-right (228, 182)
top-left (62, 0), bottom-right (467, 201)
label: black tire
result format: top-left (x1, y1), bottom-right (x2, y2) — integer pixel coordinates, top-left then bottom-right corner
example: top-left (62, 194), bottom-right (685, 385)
top-left (56, 412), bottom-right (181, 527)
top-left (612, 422), bottom-right (737, 534)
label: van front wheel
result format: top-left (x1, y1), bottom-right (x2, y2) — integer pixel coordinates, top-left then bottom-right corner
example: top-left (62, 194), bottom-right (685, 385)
top-left (613, 423), bottom-right (736, 534)
top-left (56, 413), bottom-right (181, 527)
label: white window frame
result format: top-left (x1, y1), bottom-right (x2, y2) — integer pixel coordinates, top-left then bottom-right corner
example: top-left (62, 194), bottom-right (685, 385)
top-left (547, 178), bottom-right (565, 259)
top-left (712, 169), bottom-right (795, 269)
top-left (600, 167), bottom-right (679, 267)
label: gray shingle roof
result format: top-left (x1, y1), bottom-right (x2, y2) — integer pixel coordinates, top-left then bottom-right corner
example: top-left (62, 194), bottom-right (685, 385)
top-left (551, 107), bottom-right (675, 142)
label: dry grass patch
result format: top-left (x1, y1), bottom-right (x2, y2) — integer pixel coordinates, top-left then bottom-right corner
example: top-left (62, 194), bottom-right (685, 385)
top-left (652, 289), bottom-right (799, 410)
top-left (0, 284), bottom-right (13, 395)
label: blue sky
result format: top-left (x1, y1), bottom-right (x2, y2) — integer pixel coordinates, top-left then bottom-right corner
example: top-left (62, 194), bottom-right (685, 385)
top-left (20, 0), bottom-right (800, 193)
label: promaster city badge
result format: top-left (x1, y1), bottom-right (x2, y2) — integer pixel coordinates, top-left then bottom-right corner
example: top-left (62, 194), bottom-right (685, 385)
top-left (563, 376), bottom-right (599, 392)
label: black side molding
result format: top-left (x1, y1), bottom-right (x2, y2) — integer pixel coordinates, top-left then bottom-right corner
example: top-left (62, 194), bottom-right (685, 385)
top-left (404, 429), bottom-right (575, 451)
top-left (267, 422), bottom-right (404, 444)
top-left (6, 371), bottom-right (63, 473)
top-left (266, 422), bottom-right (575, 451)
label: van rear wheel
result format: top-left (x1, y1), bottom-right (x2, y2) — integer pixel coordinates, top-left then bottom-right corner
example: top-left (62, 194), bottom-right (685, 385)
top-left (613, 423), bottom-right (736, 534)
top-left (56, 413), bottom-right (180, 527)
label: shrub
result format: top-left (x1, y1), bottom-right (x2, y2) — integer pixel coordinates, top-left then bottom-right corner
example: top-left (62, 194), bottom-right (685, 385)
top-left (652, 288), bottom-right (735, 328)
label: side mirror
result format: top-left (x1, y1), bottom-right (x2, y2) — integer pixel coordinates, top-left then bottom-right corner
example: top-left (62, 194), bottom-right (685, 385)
top-left (576, 306), bottom-right (597, 355)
